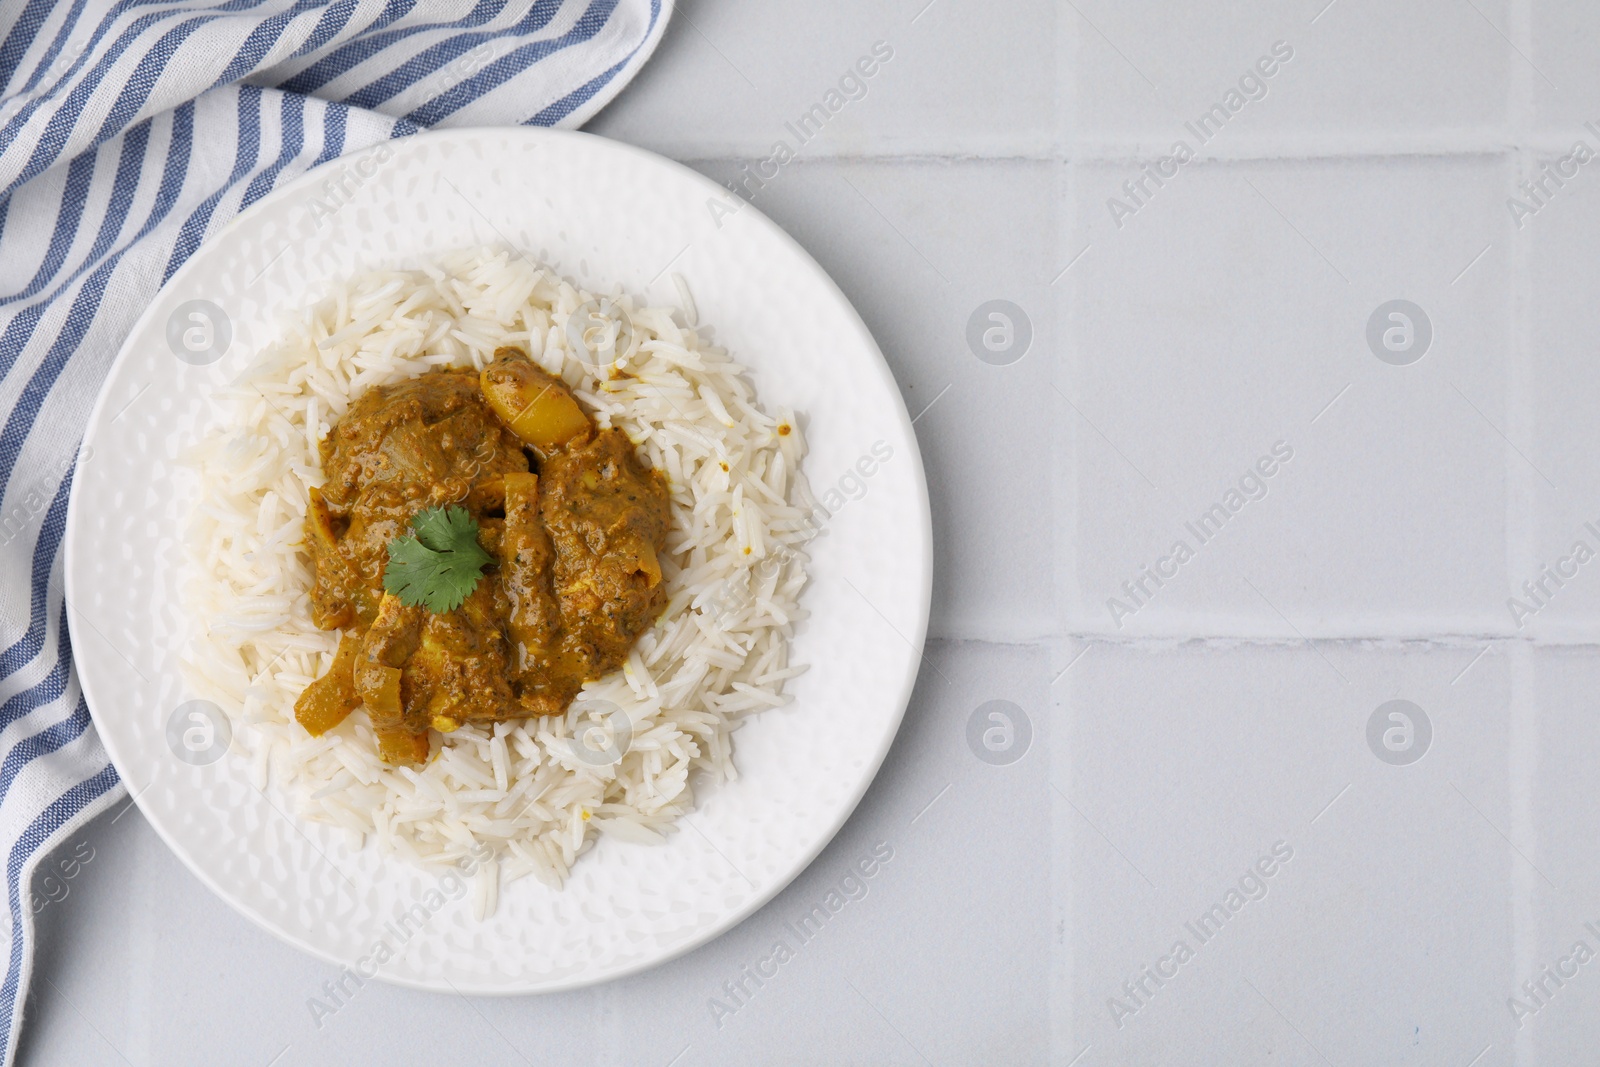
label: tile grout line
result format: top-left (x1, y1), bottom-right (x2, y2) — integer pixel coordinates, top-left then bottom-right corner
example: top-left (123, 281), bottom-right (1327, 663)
top-left (1052, 5), bottom-right (1083, 1062)
top-left (1505, 1), bottom-right (1539, 1063)
top-left (925, 633), bottom-right (1600, 650)
top-left (668, 137), bottom-right (1584, 167)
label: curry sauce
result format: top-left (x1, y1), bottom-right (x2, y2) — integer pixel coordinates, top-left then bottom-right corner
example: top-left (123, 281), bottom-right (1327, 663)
top-left (293, 347), bottom-right (672, 763)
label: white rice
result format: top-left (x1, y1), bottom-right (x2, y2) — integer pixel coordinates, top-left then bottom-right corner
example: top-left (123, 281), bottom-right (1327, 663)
top-left (179, 246), bottom-right (813, 913)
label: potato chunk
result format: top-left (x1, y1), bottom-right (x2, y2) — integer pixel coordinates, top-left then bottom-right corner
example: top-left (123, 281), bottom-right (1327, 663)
top-left (294, 633), bottom-right (361, 735)
top-left (480, 347), bottom-right (592, 453)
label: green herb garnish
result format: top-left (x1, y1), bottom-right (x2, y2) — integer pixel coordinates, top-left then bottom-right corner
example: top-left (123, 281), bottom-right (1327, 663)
top-left (382, 505), bottom-right (493, 613)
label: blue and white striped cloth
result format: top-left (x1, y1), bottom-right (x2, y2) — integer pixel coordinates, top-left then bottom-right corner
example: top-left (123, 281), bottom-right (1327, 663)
top-left (0, 1), bottom-right (669, 1059)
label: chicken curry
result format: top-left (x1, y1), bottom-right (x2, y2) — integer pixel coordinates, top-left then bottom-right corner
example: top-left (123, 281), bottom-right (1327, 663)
top-left (293, 347), bottom-right (672, 764)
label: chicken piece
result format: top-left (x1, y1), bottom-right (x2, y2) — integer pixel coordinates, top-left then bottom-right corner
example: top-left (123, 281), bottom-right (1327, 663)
top-left (403, 580), bottom-right (519, 732)
top-left (354, 592), bottom-right (424, 759)
top-left (498, 472), bottom-right (562, 669)
top-left (520, 428), bottom-right (671, 712)
top-left (305, 488), bottom-right (375, 630)
top-left (375, 725), bottom-right (429, 764)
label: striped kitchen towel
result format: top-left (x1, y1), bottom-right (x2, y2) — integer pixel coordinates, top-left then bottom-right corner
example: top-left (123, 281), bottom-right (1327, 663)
top-left (0, 0), bottom-right (669, 1061)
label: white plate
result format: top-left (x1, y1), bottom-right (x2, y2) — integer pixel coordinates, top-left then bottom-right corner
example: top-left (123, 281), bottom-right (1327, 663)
top-left (62, 128), bottom-right (930, 993)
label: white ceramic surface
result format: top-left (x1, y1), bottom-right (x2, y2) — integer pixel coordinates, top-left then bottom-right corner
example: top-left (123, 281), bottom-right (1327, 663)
top-left (60, 127), bottom-right (931, 994)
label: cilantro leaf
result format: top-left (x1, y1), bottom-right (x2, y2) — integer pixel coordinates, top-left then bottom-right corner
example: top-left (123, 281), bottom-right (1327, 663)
top-left (382, 505), bottom-right (493, 613)
top-left (411, 504), bottom-right (484, 554)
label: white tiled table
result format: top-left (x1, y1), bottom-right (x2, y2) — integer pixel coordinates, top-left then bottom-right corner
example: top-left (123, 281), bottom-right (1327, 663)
top-left (25, 1), bottom-right (1600, 1063)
